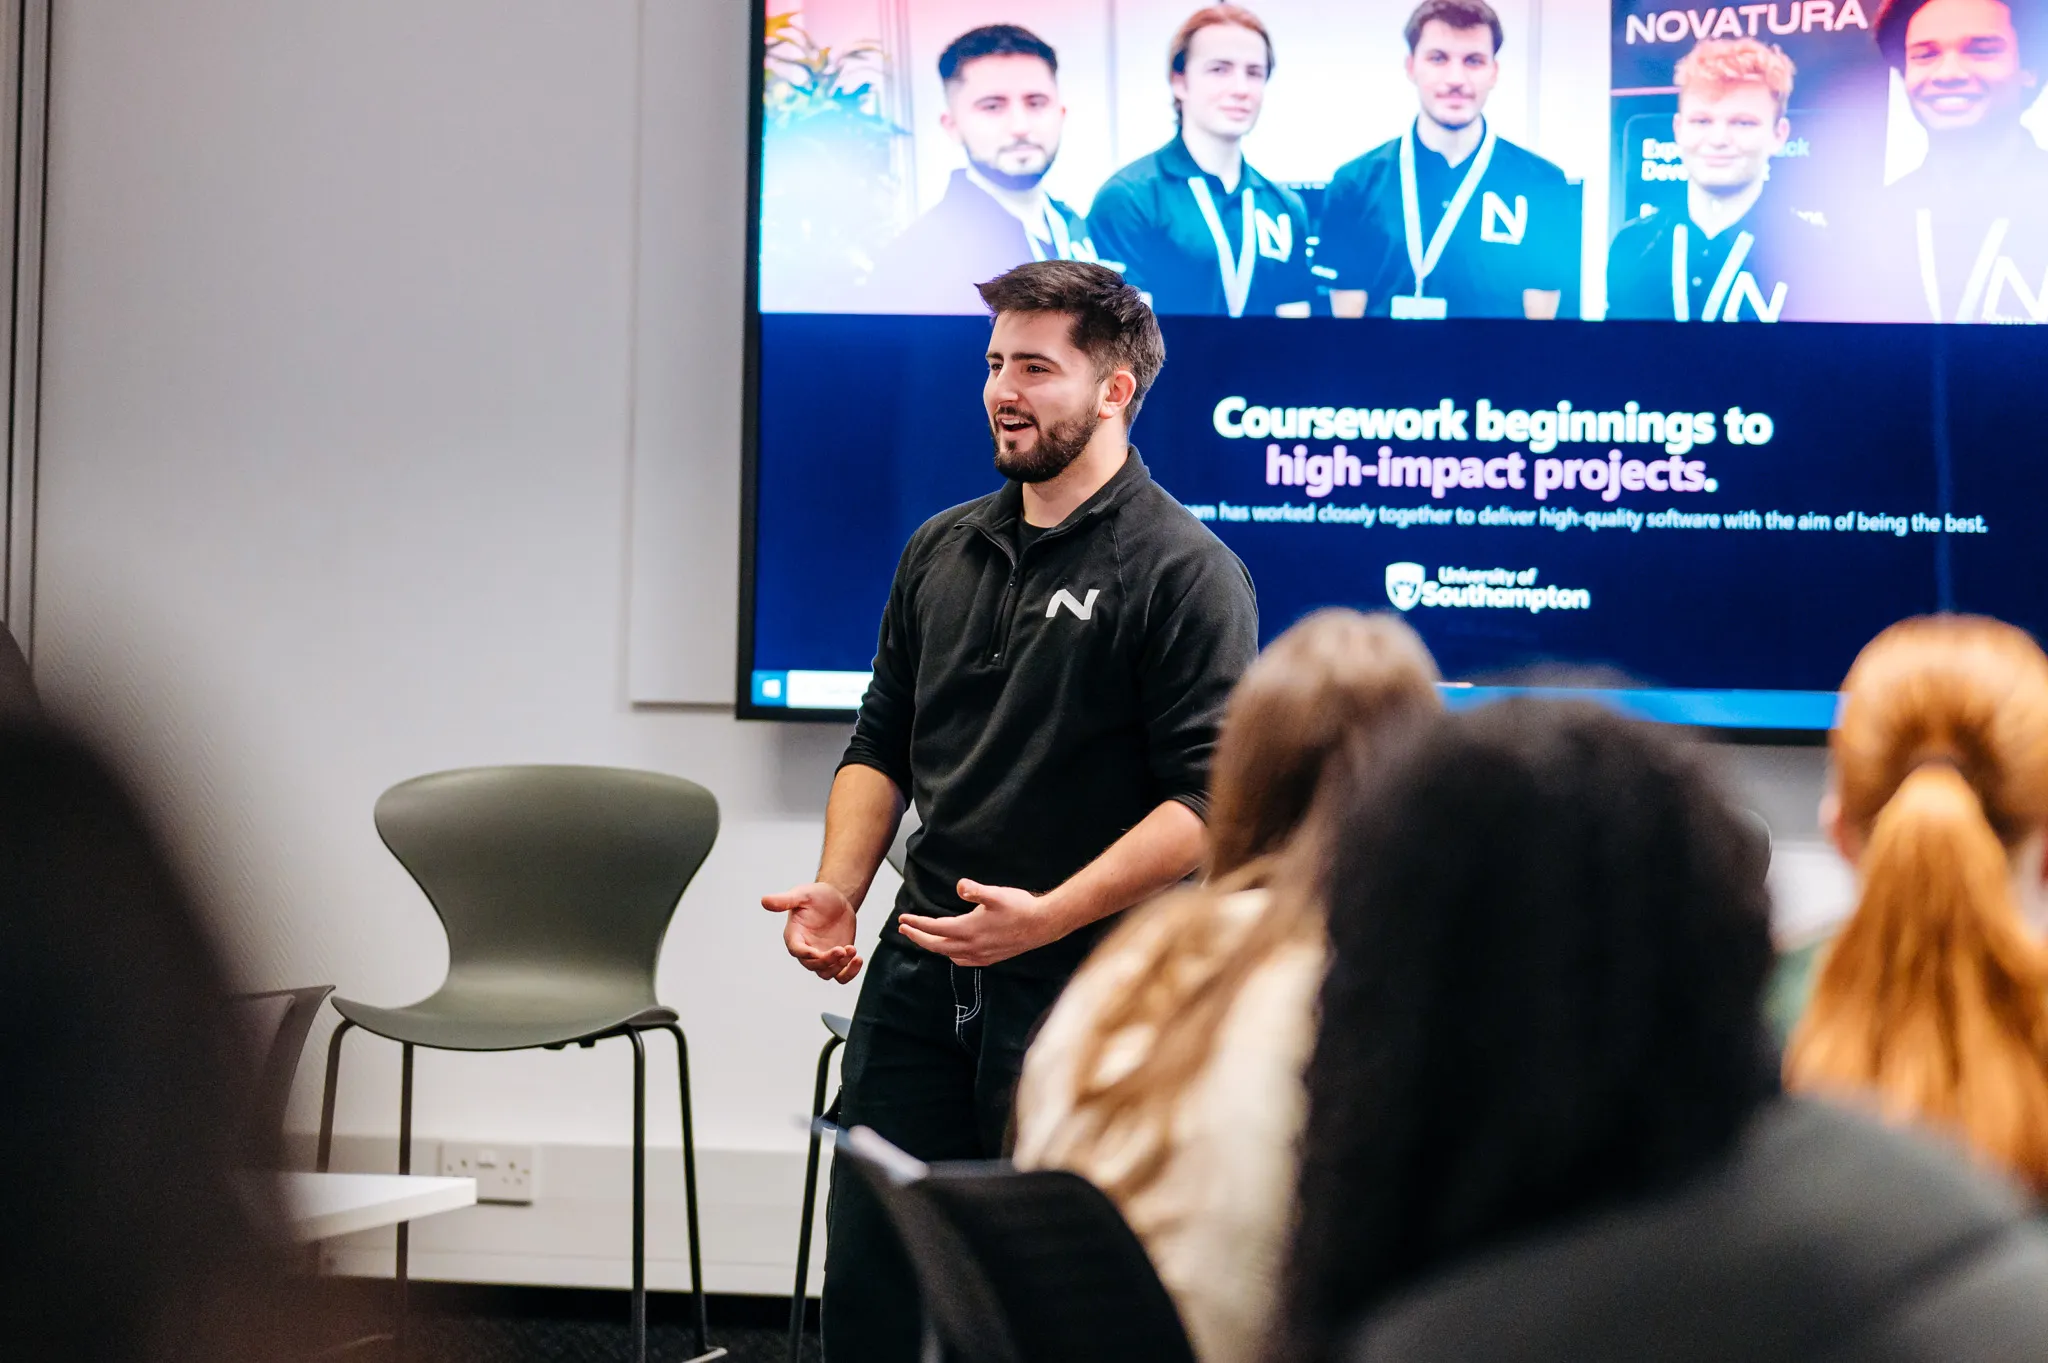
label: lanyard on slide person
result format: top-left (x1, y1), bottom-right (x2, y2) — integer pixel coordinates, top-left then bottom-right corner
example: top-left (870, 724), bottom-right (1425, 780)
top-left (1189, 177), bottom-right (1257, 317)
top-left (1670, 225), bottom-right (1755, 322)
top-left (1026, 201), bottom-right (1072, 263)
top-left (1917, 209), bottom-right (2010, 323)
top-left (1400, 118), bottom-right (1497, 297)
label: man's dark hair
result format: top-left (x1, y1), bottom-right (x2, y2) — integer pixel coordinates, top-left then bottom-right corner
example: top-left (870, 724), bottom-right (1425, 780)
top-left (939, 24), bottom-right (1058, 87)
top-left (1874, 0), bottom-right (2042, 73)
top-left (976, 261), bottom-right (1167, 426)
top-left (1282, 700), bottom-right (1775, 1362)
top-left (1404, 0), bottom-right (1505, 53)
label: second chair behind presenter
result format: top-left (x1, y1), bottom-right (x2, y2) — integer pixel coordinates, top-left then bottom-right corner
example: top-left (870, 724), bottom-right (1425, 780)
top-left (1087, 6), bottom-right (1317, 317)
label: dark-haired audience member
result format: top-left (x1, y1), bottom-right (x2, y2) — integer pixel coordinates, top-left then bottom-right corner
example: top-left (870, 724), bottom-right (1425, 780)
top-left (1287, 700), bottom-right (2048, 1363)
top-left (1014, 609), bottom-right (1439, 1363)
top-left (761, 259), bottom-right (1256, 1363)
top-left (1787, 615), bottom-right (2048, 1194)
top-left (0, 721), bottom-right (297, 1362)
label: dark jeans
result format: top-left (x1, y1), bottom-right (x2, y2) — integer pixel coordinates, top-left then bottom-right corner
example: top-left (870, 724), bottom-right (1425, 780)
top-left (822, 925), bottom-right (1070, 1363)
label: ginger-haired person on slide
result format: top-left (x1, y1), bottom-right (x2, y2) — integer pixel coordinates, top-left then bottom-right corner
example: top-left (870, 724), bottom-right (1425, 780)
top-left (1607, 39), bottom-right (1836, 322)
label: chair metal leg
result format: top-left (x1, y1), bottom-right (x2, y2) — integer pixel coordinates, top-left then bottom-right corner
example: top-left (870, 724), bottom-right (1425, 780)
top-left (316, 1019), bottom-right (356, 1173)
top-left (788, 1031), bottom-right (845, 1363)
top-left (661, 1022), bottom-right (718, 1360)
top-left (396, 1041), bottom-right (414, 1360)
top-left (628, 1028), bottom-right (648, 1363)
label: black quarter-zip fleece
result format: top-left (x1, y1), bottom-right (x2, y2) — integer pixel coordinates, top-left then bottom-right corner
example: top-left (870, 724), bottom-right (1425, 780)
top-left (840, 449), bottom-right (1259, 979)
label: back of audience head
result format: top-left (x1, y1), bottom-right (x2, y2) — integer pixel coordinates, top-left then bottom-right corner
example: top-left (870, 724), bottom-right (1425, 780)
top-left (0, 720), bottom-right (292, 1362)
top-left (1285, 700), bottom-right (1775, 1362)
top-left (1787, 614), bottom-right (2048, 1193)
top-left (1206, 607), bottom-right (1441, 877)
top-left (1040, 609), bottom-right (1438, 1195)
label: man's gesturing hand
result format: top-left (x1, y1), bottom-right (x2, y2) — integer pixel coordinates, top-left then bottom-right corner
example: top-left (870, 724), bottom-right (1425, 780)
top-left (762, 882), bottom-right (863, 983)
top-left (896, 879), bottom-right (1068, 968)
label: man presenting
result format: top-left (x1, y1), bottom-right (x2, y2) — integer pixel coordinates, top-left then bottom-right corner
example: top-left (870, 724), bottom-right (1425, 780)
top-left (1608, 39), bottom-right (1834, 321)
top-left (863, 25), bottom-right (1101, 314)
top-left (763, 260), bottom-right (1257, 1362)
top-left (1086, 5), bottom-right (1317, 316)
top-left (1864, 0), bottom-right (2048, 321)
top-left (1319, 0), bottom-right (1579, 319)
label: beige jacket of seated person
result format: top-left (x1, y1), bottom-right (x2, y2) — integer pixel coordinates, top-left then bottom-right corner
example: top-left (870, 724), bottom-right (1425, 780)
top-left (1012, 889), bottom-right (1323, 1363)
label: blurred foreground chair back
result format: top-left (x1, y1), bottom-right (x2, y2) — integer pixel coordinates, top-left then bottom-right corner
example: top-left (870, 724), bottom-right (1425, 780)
top-left (229, 984), bottom-right (333, 1168)
top-left (2, 722), bottom-right (294, 1362)
top-left (838, 1124), bottom-right (1197, 1363)
top-left (0, 620), bottom-right (35, 719)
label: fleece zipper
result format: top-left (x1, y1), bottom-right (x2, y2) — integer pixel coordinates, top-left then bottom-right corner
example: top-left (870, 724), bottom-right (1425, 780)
top-left (984, 534), bottom-right (1019, 667)
top-left (971, 515), bottom-right (1091, 668)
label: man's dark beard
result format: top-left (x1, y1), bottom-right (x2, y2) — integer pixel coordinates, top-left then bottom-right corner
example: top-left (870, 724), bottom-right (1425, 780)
top-left (968, 147), bottom-right (1055, 192)
top-left (992, 410), bottom-right (1095, 483)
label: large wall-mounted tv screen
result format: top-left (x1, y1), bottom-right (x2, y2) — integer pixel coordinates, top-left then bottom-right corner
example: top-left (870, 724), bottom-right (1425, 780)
top-left (740, 0), bottom-right (2048, 731)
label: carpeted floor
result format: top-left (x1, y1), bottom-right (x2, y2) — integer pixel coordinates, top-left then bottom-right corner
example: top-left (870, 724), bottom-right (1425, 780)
top-left (314, 1287), bottom-right (820, 1363)
top-left (409, 1316), bottom-right (812, 1363)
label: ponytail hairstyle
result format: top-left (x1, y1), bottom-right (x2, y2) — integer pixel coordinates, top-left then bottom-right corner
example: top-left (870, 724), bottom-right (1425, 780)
top-left (1032, 609), bottom-right (1439, 1202)
top-left (1787, 615), bottom-right (2048, 1193)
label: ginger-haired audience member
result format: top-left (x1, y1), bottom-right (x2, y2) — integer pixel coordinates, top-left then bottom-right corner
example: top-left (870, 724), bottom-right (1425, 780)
top-left (1013, 608), bottom-right (1440, 1363)
top-left (1286, 700), bottom-right (2048, 1363)
top-left (1788, 615), bottom-right (2048, 1194)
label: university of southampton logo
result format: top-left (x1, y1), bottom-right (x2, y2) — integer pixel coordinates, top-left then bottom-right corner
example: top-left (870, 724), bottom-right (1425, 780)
top-left (1385, 562), bottom-right (1425, 612)
top-left (1386, 563), bottom-right (1594, 614)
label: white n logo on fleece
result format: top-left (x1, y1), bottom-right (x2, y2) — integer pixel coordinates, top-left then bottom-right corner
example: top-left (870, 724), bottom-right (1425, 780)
top-left (1046, 588), bottom-right (1101, 621)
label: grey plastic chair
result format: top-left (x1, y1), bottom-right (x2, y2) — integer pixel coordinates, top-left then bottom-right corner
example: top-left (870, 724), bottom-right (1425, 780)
top-left (314, 765), bottom-right (724, 1363)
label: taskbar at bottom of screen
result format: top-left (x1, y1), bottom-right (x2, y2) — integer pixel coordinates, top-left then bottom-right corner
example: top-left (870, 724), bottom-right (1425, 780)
top-left (751, 670), bottom-right (873, 711)
top-left (1441, 685), bottom-right (1838, 730)
top-left (751, 670), bottom-right (1839, 732)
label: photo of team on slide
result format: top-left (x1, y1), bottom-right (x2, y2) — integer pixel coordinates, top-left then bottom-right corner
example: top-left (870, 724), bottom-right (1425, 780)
top-left (758, 0), bottom-right (2048, 321)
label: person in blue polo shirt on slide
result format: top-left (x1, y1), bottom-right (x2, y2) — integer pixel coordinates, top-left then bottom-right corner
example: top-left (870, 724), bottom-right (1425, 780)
top-left (1607, 39), bottom-right (1836, 321)
top-left (1086, 4), bottom-right (1316, 317)
top-left (1319, 0), bottom-right (1579, 319)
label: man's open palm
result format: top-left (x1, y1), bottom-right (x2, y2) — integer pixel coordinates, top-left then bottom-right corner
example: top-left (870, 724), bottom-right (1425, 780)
top-left (763, 881), bottom-right (863, 983)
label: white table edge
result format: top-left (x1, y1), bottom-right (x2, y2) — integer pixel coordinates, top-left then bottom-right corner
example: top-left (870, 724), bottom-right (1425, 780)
top-left (278, 1172), bottom-right (478, 1243)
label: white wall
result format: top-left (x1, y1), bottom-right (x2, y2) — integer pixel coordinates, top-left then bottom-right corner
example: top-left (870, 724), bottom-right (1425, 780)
top-left (34, 0), bottom-right (894, 1157)
top-left (31, 0), bottom-right (1841, 1292)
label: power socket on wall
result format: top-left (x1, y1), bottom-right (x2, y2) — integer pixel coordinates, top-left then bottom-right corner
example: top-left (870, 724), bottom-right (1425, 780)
top-left (439, 1142), bottom-right (537, 1204)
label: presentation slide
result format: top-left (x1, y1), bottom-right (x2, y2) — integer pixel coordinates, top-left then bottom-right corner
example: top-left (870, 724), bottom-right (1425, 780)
top-left (744, 0), bottom-right (2048, 727)
top-left (762, 0), bottom-right (2048, 322)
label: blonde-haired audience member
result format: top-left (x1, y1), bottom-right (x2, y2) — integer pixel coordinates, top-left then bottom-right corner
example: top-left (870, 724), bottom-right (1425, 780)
top-left (1788, 615), bottom-right (2048, 1194)
top-left (1013, 609), bottom-right (1440, 1363)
